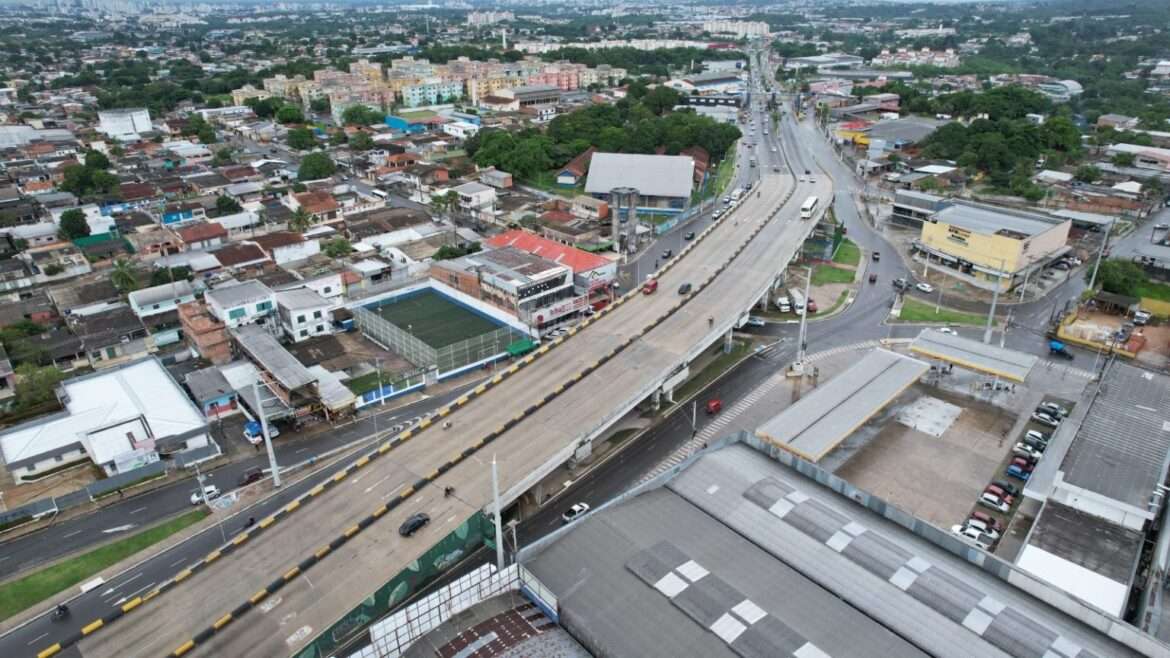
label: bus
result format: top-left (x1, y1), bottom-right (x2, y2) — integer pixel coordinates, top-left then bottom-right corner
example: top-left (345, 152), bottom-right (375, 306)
top-left (800, 196), bottom-right (819, 220)
top-left (788, 288), bottom-right (806, 314)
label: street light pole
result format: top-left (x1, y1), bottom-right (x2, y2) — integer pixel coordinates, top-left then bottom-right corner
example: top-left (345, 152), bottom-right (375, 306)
top-left (491, 455), bottom-right (504, 571)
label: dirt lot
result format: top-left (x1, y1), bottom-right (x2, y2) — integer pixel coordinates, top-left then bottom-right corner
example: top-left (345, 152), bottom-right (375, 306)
top-left (0, 462), bottom-right (103, 508)
top-left (1062, 310), bottom-right (1170, 369)
top-left (836, 386), bottom-right (1017, 528)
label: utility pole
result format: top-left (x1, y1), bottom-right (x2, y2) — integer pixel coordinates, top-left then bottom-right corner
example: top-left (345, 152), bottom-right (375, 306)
top-left (1087, 217), bottom-right (1115, 291)
top-left (983, 259), bottom-right (1005, 345)
top-left (691, 400), bottom-right (698, 436)
top-left (253, 380), bottom-right (282, 488)
top-left (491, 455), bottom-right (504, 571)
top-left (796, 266), bottom-right (812, 365)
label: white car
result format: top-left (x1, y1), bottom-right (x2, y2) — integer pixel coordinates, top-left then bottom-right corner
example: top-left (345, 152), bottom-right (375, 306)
top-left (190, 484), bottom-right (221, 505)
top-left (963, 518), bottom-right (1001, 540)
top-left (937, 327), bottom-right (957, 335)
top-left (746, 316), bottom-right (766, 327)
top-left (1013, 442), bottom-right (1044, 461)
top-left (562, 502), bottom-right (590, 523)
top-left (951, 524), bottom-right (993, 550)
top-left (978, 492), bottom-right (1010, 513)
top-left (1031, 411), bottom-right (1060, 428)
top-left (915, 282), bottom-right (935, 293)
top-left (1037, 401), bottom-right (1069, 418)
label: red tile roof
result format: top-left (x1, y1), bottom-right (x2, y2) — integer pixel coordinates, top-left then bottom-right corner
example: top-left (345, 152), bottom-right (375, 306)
top-left (294, 191), bottom-right (339, 215)
top-left (213, 243), bottom-right (269, 268)
top-left (559, 146), bottom-right (596, 178)
top-left (176, 222), bottom-right (228, 244)
top-left (251, 231), bottom-right (305, 251)
top-left (485, 229), bottom-right (609, 273)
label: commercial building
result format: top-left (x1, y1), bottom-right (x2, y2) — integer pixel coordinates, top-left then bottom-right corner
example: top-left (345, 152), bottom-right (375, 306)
top-left (429, 247), bottom-right (582, 330)
top-left (1020, 362), bottom-right (1170, 618)
top-left (485, 229), bottom-right (617, 298)
top-left (0, 358), bottom-right (210, 480)
top-left (915, 201), bottom-right (1071, 292)
top-left (584, 153), bottom-right (695, 215)
top-left (97, 107), bottom-right (152, 141)
top-left (522, 439), bottom-right (1146, 658)
top-left (784, 53), bottom-right (865, 71)
top-left (501, 84), bottom-right (561, 108)
top-left (1106, 144), bottom-right (1170, 174)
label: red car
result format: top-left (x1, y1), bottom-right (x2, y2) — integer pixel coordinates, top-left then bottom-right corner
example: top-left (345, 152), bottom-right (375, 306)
top-left (706, 399), bottom-right (723, 414)
top-left (969, 510), bottom-right (1004, 533)
top-left (1010, 456), bottom-right (1035, 472)
top-left (985, 484), bottom-right (1015, 505)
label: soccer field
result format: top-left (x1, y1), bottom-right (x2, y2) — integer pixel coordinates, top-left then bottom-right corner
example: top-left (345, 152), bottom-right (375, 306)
top-left (373, 290), bottom-right (503, 349)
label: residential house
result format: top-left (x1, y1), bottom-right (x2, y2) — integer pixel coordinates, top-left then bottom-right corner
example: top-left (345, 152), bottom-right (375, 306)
top-left (452, 181), bottom-right (497, 224)
top-left (0, 345), bottom-right (14, 402)
top-left (276, 287), bottom-right (333, 343)
top-left (557, 146), bottom-right (596, 187)
top-left (184, 366), bottom-right (239, 418)
top-left (126, 226), bottom-right (181, 261)
top-left (252, 231), bottom-right (320, 265)
top-left (175, 221), bottom-right (228, 251)
top-left (289, 191), bottom-right (341, 225)
top-left (127, 279), bottom-right (196, 318)
top-left (571, 195), bottom-right (609, 221)
top-left (480, 168), bottom-right (513, 189)
top-left (70, 304), bottom-right (152, 369)
top-left (161, 202), bottom-right (207, 226)
top-left (212, 242), bottom-right (270, 272)
top-left (178, 300), bottom-right (231, 364)
top-left (205, 280), bottom-right (276, 329)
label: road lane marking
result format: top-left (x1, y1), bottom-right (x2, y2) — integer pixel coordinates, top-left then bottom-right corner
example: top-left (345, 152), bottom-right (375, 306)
top-left (28, 632), bottom-right (49, 645)
top-left (63, 529), bottom-right (83, 538)
top-left (170, 558), bottom-right (186, 567)
top-left (102, 524), bottom-right (135, 534)
top-left (364, 475), bottom-right (391, 493)
top-left (129, 506), bottom-right (148, 515)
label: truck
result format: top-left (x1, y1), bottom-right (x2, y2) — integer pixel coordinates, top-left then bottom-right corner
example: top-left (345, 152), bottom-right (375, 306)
top-left (1048, 340), bottom-right (1074, 360)
top-left (788, 288), bottom-right (806, 314)
top-left (730, 188), bottom-right (744, 203)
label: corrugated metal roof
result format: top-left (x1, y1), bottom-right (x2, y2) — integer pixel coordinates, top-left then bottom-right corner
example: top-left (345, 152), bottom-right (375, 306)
top-left (755, 349), bottom-right (929, 461)
top-left (1059, 362), bottom-right (1170, 511)
top-left (910, 329), bottom-right (1037, 383)
top-left (584, 153), bottom-right (695, 199)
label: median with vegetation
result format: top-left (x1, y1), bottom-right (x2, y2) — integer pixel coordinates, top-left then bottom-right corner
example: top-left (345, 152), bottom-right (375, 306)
top-left (0, 509), bottom-right (208, 622)
top-left (894, 298), bottom-right (994, 326)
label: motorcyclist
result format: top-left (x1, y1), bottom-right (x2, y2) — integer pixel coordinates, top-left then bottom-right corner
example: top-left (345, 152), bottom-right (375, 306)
top-left (444, 486), bottom-right (455, 498)
top-left (53, 603), bottom-right (69, 619)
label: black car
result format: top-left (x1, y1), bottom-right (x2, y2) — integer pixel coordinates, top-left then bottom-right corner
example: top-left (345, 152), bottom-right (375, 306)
top-left (684, 231), bottom-right (695, 240)
top-left (992, 480), bottom-right (1021, 498)
top-left (892, 278), bottom-right (910, 291)
top-left (678, 282), bottom-right (693, 295)
top-left (398, 512), bottom-right (430, 537)
top-left (237, 467), bottom-right (264, 487)
top-left (662, 249), bottom-right (673, 259)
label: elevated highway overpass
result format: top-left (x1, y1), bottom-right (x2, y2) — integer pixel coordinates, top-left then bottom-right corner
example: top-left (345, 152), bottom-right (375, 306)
top-left (57, 109), bottom-right (834, 658)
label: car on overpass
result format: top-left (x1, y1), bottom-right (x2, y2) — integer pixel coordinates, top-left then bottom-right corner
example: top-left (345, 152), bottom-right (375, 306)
top-left (398, 512), bottom-right (430, 537)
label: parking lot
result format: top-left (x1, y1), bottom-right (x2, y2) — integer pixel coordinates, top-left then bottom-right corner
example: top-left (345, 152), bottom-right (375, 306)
top-left (835, 385), bottom-right (1018, 527)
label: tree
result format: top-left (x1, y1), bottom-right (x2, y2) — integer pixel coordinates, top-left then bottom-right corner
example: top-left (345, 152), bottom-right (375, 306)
top-left (289, 207), bottom-right (313, 233)
top-left (1087, 258), bottom-right (1146, 295)
top-left (328, 130), bottom-right (348, 147)
top-left (1074, 164), bottom-right (1101, 183)
top-left (429, 190), bottom-right (459, 219)
top-left (215, 195), bottom-right (243, 214)
top-left (298, 152), bottom-right (336, 181)
top-left (212, 147), bottom-right (235, 166)
top-left (340, 104), bottom-right (385, 126)
top-left (1112, 152), bottom-right (1135, 167)
top-left (150, 266), bottom-right (192, 287)
top-left (433, 242), bottom-right (481, 260)
top-left (110, 258), bottom-right (139, 293)
top-left (348, 131), bottom-right (374, 151)
top-left (322, 238), bottom-right (353, 258)
top-left (286, 127), bottom-right (316, 151)
top-left (12, 363), bottom-right (64, 412)
top-left (84, 149), bottom-right (110, 170)
top-left (59, 209), bottom-right (90, 240)
top-left (642, 85), bottom-right (682, 116)
top-left (196, 124), bottom-right (217, 144)
top-left (309, 97), bottom-right (330, 114)
top-left (276, 105), bottom-right (304, 124)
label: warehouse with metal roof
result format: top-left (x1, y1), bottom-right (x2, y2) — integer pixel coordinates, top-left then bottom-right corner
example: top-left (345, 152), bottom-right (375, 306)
top-left (522, 440), bottom-right (1152, 658)
top-left (584, 153), bottom-right (695, 214)
top-left (755, 349), bottom-right (929, 462)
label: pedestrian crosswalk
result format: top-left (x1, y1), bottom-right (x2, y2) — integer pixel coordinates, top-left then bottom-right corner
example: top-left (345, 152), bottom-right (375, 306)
top-left (1041, 360), bottom-right (1096, 380)
top-left (804, 339), bottom-right (883, 363)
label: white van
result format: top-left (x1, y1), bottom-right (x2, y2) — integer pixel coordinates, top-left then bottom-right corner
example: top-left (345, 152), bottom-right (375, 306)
top-left (371, 189), bottom-right (389, 199)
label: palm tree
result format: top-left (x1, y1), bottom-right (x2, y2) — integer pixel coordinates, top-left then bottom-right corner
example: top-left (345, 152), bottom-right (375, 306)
top-left (289, 206), bottom-right (313, 233)
top-left (110, 258), bottom-right (139, 293)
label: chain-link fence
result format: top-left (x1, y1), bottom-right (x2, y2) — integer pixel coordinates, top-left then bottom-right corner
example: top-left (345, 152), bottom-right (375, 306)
top-left (354, 305), bottom-right (438, 368)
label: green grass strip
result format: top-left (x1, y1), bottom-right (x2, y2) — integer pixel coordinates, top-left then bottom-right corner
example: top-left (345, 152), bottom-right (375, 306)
top-left (832, 239), bottom-right (861, 267)
top-left (0, 509), bottom-right (208, 621)
top-left (810, 264), bottom-right (855, 286)
top-left (895, 297), bottom-right (993, 326)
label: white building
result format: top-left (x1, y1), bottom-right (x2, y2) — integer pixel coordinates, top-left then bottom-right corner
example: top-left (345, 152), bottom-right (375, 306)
top-left (205, 280), bottom-right (276, 329)
top-left (98, 108), bottom-right (152, 141)
top-left (276, 287), bottom-right (333, 343)
top-left (441, 121), bottom-right (481, 140)
top-left (0, 358), bottom-right (210, 480)
top-left (127, 280), bottom-right (197, 318)
top-left (452, 181), bottom-right (497, 223)
top-left (701, 20), bottom-right (769, 38)
top-left (49, 204), bottom-right (116, 236)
